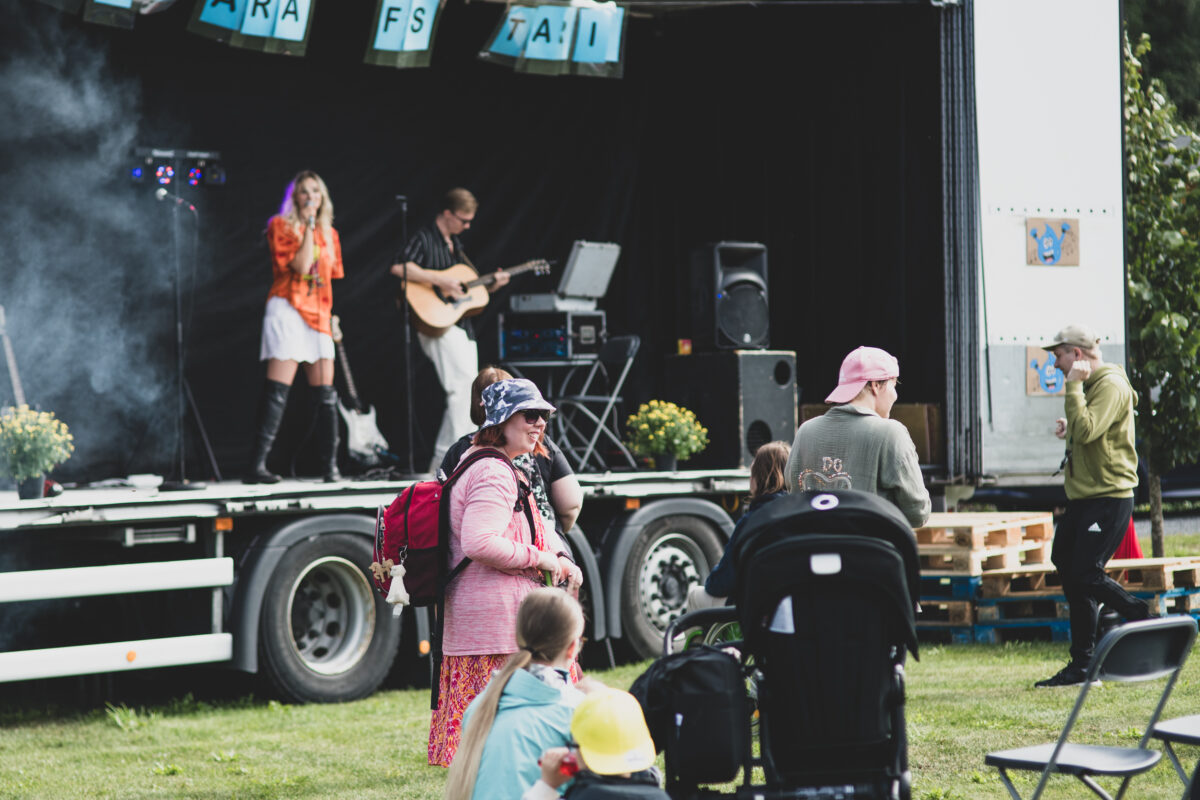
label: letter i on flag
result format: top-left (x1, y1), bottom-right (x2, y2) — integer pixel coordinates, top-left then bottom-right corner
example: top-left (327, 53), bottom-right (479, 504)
top-left (364, 0), bottom-right (446, 69)
top-left (479, 1), bottom-right (627, 79)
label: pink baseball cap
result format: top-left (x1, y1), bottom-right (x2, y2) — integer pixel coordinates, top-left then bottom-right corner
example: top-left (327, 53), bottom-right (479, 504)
top-left (825, 346), bottom-right (900, 404)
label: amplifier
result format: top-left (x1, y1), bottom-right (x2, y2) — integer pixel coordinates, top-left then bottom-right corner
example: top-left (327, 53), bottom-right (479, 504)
top-left (499, 311), bottom-right (607, 360)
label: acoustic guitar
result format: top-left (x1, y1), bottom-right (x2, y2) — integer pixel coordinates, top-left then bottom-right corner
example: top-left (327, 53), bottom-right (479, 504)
top-left (402, 260), bottom-right (550, 337)
top-left (330, 316), bottom-right (389, 466)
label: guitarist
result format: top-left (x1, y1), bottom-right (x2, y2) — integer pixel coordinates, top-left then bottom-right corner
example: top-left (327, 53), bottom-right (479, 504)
top-left (389, 188), bottom-right (510, 471)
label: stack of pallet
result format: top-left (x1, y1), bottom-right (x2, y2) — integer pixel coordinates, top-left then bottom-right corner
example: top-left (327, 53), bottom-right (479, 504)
top-left (914, 511), bottom-right (1200, 643)
top-left (915, 512), bottom-right (1054, 643)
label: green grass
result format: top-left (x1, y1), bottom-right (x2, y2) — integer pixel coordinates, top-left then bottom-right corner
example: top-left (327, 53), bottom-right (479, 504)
top-left (3, 645), bottom-right (1200, 799)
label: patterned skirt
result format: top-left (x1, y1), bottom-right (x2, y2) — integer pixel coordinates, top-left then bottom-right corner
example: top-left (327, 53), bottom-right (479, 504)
top-left (428, 653), bottom-right (510, 767)
top-left (427, 653), bottom-right (584, 767)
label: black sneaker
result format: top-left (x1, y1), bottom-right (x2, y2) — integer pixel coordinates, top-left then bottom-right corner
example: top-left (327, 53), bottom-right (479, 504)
top-left (1034, 664), bottom-right (1100, 688)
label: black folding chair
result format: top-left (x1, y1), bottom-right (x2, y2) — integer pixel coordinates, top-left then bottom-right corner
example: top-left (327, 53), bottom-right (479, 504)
top-left (1151, 714), bottom-right (1200, 798)
top-left (554, 334), bottom-right (639, 471)
top-left (985, 616), bottom-right (1198, 800)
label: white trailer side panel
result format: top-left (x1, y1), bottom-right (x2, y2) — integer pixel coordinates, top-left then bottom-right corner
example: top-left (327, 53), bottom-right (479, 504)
top-left (974, 0), bottom-right (1125, 481)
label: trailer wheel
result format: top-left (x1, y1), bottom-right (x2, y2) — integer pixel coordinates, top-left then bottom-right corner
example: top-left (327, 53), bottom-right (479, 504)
top-left (259, 533), bottom-right (401, 703)
top-left (620, 515), bottom-right (724, 659)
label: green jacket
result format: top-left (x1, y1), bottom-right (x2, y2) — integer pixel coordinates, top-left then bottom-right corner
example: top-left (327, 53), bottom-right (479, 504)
top-left (1063, 363), bottom-right (1138, 500)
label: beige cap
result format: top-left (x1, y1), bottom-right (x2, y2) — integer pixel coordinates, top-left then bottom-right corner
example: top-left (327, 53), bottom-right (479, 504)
top-left (1042, 324), bottom-right (1100, 351)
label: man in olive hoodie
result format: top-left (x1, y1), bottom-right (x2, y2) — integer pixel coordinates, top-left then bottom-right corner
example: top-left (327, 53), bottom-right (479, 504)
top-left (1035, 324), bottom-right (1153, 688)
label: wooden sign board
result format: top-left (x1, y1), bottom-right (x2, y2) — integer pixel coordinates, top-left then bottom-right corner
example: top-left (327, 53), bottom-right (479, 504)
top-left (1026, 217), bottom-right (1080, 266)
top-left (1026, 345), bottom-right (1065, 396)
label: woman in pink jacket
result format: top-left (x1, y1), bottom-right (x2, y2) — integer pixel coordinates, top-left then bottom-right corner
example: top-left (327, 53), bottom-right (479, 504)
top-left (429, 378), bottom-right (583, 767)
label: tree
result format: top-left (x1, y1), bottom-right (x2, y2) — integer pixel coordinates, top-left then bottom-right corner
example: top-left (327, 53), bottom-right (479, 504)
top-left (1124, 32), bottom-right (1200, 556)
top-left (1125, 0), bottom-right (1200, 128)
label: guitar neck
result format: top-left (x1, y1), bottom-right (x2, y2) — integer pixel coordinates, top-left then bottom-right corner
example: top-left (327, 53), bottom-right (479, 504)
top-left (463, 261), bottom-right (542, 290)
top-left (334, 340), bottom-right (363, 412)
top-left (0, 306), bottom-right (26, 407)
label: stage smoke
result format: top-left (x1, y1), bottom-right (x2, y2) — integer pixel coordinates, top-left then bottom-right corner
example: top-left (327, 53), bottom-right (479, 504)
top-left (0, 1), bottom-right (178, 484)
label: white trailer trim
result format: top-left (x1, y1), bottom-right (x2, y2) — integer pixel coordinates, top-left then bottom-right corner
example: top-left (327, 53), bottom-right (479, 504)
top-left (0, 557), bottom-right (233, 602)
top-left (0, 634), bottom-right (233, 682)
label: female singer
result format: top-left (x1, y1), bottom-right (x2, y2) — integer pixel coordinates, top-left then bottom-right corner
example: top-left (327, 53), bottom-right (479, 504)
top-left (245, 170), bottom-right (344, 483)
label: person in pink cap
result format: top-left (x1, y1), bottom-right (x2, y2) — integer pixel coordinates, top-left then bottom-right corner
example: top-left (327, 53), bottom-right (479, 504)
top-left (785, 346), bottom-right (930, 527)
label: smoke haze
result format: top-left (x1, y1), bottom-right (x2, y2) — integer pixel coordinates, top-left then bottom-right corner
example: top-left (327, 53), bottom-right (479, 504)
top-left (0, 1), bottom-right (179, 482)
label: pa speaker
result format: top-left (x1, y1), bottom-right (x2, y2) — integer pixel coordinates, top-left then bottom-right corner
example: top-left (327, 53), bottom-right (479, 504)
top-left (689, 241), bottom-right (769, 350)
top-left (663, 350), bottom-right (797, 469)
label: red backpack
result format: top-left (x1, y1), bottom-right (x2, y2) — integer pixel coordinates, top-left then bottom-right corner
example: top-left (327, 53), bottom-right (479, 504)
top-left (370, 447), bottom-right (536, 607)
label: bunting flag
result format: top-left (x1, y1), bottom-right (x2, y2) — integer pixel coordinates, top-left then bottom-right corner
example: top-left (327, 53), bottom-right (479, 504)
top-left (479, 1), bottom-right (626, 78)
top-left (83, 0), bottom-right (136, 29)
top-left (363, 0), bottom-right (446, 69)
top-left (188, 0), bottom-right (316, 56)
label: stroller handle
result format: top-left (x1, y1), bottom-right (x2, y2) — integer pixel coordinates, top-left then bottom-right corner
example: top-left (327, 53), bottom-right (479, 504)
top-left (663, 606), bottom-right (738, 655)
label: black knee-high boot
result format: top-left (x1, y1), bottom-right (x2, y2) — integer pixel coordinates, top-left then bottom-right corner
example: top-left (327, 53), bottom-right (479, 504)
top-left (244, 379), bottom-right (290, 484)
top-left (315, 385), bottom-right (342, 482)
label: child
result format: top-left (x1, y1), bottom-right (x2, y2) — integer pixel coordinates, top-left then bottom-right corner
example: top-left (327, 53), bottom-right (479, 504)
top-left (687, 440), bottom-right (791, 610)
top-left (444, 588), bottom-right (593, 800)
top-left (524, 689), bottom-right (669, 799)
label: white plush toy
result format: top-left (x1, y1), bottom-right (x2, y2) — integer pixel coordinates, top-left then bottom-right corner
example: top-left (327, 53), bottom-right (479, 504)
top-left (385, 563), bottom-right (410, 616)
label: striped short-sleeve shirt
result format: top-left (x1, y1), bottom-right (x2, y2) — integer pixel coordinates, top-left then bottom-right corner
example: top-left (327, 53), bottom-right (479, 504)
top-left (395, 221), bottom-right (474, 335)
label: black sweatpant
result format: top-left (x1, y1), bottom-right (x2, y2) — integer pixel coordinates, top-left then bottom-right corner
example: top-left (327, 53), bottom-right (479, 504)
top-left (1050, 496), bottom-right (1147, 667)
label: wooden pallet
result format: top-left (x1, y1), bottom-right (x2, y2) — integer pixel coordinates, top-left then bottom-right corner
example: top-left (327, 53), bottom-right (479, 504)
top-left (916, 512), bottom-right (1055, 576)
top-left (916, 618), bottom-right (1072, 645)
top-left (981, 557), bottom-right (1200, 598)
top-left (919, 540), bottom-right (1051, 575)
top-left (976, 597), bottom-right (1070, 623)
top-left (915, 512), bottom-right (1055, 548)
top-left (916, 600), bottom-right (974, 625)
top-left (918, 574), bottom-right (982, 600)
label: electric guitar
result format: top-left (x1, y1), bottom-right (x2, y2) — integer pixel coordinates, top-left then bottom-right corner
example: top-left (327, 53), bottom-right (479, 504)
top-left (402, 260), bottom-right (551, 337)
top-left (0, 306), bottom-right (26, 407)
top-left (330, 316), bottom-right (389, 466)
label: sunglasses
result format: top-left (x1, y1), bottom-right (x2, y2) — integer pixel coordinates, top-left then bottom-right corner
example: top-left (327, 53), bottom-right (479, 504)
top-left (520, 409), bottom-right (551, 423)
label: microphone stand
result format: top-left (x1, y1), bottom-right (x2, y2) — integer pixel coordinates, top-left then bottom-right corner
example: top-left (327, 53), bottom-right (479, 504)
top-left (397, 194), bottom-right (416, 476)
top-left (160, 190), bottom-right (207, 491)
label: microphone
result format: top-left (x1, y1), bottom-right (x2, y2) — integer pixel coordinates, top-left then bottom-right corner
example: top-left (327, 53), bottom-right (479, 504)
top-left (155, 187), bottom-right (196, 211)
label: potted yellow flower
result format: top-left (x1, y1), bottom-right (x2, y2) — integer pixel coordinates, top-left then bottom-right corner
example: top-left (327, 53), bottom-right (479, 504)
top-left (0, 405), bottom-right (74, 499)
top-left (624, 400), bottom-right (709, 472)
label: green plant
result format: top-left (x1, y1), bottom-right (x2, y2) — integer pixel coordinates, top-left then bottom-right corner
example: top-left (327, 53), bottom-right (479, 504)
top-left (624, 400), bottom-right (709, 461)
top-left (0, 404), bottom-right (74, 481)
top-left (1124, 31), bottom-right (1200, 555)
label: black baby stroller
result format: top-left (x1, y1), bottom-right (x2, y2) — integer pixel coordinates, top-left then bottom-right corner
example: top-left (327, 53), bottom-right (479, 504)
top-left (653, 490), bottom-right (921, 800)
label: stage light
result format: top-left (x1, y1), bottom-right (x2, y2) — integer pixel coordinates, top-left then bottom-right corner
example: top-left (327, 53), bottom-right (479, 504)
top-left (131, 166), bottom-right (144, 182)
top-left (155, 164), bottom-right (175, 185)
top-left (187, 167), bottom-right (203, 187)
top-left (204, 164), bottom-right (227, 186)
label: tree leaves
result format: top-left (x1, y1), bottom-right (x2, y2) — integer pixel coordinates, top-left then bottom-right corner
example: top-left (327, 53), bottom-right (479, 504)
top-left (1124, 31), bottom-right (1200, 475)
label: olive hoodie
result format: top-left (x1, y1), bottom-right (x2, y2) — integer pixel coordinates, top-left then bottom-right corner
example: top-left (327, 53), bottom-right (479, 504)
top-left (1063, 363), bottom-right (1138, 500)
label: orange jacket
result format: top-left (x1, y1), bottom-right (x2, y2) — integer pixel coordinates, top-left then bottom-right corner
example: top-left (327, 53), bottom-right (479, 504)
top-left (266, 215), bottom-right (344, 335)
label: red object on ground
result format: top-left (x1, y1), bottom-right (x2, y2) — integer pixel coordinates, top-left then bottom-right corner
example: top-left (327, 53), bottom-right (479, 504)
top-left (1114, 517), bottom-right (1144, 560)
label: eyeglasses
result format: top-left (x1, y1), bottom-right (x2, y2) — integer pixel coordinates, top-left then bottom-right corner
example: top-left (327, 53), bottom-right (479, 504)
top-left (452, 212), bottom-right (473, 226)
top-left (521, 409), bottom-right (551, 424)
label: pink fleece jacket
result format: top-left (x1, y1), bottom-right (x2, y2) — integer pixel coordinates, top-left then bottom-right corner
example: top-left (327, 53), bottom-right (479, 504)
top-left (442, 455), bottom-right (565, 656)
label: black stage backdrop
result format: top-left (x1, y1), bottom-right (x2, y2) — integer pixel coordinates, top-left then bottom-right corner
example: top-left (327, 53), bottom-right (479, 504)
top-left (0, 0), bottom-right (944, 482)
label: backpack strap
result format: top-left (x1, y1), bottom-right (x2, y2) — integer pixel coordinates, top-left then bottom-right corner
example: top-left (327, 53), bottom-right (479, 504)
top-left (429, 446), bottom-right (541, 710)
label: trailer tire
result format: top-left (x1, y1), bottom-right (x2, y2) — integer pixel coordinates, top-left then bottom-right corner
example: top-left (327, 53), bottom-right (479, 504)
top-left (258, 533), bottom-right (401, 703)
top-left (620, 515), bottom-right (724, 659)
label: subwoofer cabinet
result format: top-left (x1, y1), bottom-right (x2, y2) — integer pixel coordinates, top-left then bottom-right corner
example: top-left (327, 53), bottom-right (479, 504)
top-left (663, 350), bottom-right (798, 469)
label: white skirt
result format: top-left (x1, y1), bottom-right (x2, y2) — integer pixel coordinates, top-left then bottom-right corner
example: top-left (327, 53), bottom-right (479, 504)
top-left (260, 296), bottom-right (334, 363)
